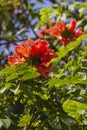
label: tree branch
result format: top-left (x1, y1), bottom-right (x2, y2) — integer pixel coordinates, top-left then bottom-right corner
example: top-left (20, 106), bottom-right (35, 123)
top-left (50, 0), bottom-right (57, 4)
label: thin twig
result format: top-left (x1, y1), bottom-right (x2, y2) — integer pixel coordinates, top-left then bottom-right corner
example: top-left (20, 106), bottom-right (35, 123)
top-left (15, 27), bottom-right (27, 37)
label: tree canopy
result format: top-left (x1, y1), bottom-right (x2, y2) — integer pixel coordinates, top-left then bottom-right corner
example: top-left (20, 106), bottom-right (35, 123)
top-left (0, 0), bottom-right (87, 130)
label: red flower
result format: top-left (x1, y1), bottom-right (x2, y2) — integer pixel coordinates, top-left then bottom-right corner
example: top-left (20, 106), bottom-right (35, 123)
top-left (15, 42), bottom-right (30, 59)
top-left (8, 53), bottom-right (23, 65)
top-left (59, 38), bottom-right (69, 46)
top-left (47, 21), bottom-right (65, 38)
top-left (29, 39), bottom-right (57, 65)
top-left (7, 38), bottom-right (57, 78)
top-left (28, 39), bottom-right (57, 77)
top-left (40, 48), bottom-right (57, 64)
top-left (75, 27), bottom-right (84, 37)
top-left (30, 39), bottom-right (49, 57)
top-left (68, 19), bottom-right (76, 32)
top-left (36, 63), bottom-right (53, 78)
top-left (47, 19), bottom-right (84, 46)
top-left (38, 26), bottom-right (47, 37)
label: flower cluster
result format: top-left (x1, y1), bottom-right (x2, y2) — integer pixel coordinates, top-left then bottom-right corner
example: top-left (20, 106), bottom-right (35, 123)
top-left (38, 19), bottom-right (84, 46)
top-left (7, 19), bottom-right (84, 78)
top-left (8, 39), bottom-right (57, 78)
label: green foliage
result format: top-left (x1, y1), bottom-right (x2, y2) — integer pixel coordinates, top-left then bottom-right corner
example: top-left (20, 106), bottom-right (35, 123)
top-left (18, 113), bottom-right (32, 127)
top-left (48, 75), bottom-right (82, 88)
top-left (62, 100), bottom-right (87, 122)
top-left (0, 65), bottom-right (16, 75)
top-left (0, 0), bottom-right (87, 130)
top-left (37, 6), bottom-right (53, 28)
top-left (0, 117), bottom-right (12, 129)
top-left (58, 34), bottom-right (87, 59)
top-left (21, 66), bottom-right (40, 81)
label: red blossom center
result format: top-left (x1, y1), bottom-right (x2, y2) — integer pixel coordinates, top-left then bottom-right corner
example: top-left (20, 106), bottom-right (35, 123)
top-left (62, 27), bottom-right (74, 38)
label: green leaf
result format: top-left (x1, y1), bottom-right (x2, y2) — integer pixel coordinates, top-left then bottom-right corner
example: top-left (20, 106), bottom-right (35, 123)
top-left (6, 73), bottom-right (18, 82)
top-left (0, 65), bottom-right (16, 75)
top-left (21, 66), bottom-right (40, 80)
top-left (37, 6), bottom-right (53, 28)
top-left (57, 34), bottom-right (87, 60)
top-left (0, 120), bottom-right (3, 128)
top-left (5, 83), bottom-right (16, 88)
top-left (13, 1), bottom-right (21, 6)
top-left (16, 63), bottom-right (26, 71)
top-left (18, 113), bottom-right (32, 127)
top-left (11, 85), bottom-right (20, 94)
top-left (33, 91), bottom-right (50, 100)
top-left (0, 87), bottom-right (7, 93)
top-left (0, 83), bottom-right (16, 93)
top-left (62, 100), bottom-right (87, 120)
top-left (48, 75), bottom-right (82, 88)
top-left (0, 118), bottom-right (12, 129)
